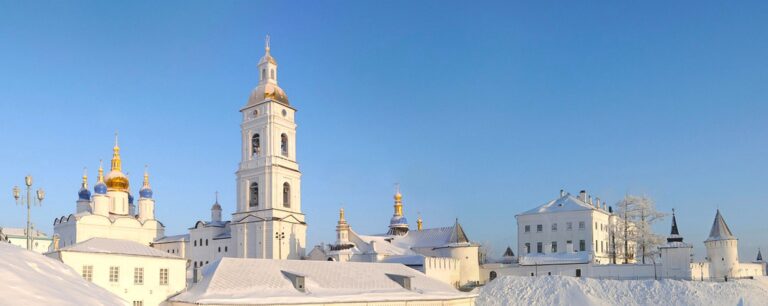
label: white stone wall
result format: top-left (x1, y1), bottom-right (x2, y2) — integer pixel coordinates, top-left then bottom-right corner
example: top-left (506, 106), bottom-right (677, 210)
top-left (423, 257), bottom-right (462, 288)
top-left (55, 214), bottom-right (164, 247)
top-left (49, 251), bottom-right (186, 306)
top-left (706, 239), bottom-right (739, 280)
top-left (6, 236), bottom-right (52, 253)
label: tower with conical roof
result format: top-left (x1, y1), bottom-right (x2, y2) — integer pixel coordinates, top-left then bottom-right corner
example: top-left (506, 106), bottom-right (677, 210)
top-left (231, 36), bottom-right (306, 259)
top-left (705, 209), bottom-right (739, 280)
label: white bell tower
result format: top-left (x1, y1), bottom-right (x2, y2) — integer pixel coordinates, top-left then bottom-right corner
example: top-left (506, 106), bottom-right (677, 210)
top-left (231, 36), bottom-right (306, 260)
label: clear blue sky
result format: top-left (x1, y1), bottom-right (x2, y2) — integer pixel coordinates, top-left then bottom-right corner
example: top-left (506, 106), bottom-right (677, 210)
top-left (1, 1), bottom-right (767, 258)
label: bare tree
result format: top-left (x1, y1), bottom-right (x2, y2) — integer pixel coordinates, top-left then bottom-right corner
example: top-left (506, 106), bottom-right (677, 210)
top-left (614, 195), bottom-right (666, 264)
top-left (478, 240), bottom-right (495, 264)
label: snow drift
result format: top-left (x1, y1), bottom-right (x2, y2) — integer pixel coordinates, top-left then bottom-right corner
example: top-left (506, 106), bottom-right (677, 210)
top-left (478, 275), bottom-right (768, 306)
top-left (0, 243), bottom-right (125, 306)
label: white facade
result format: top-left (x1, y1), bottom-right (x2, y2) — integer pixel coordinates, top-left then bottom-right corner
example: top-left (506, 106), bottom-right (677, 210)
top-left (230, 39), bottom-right (307, 260)
top-left (1, 227), bottom-right (53, 253)
top-left (47, 237), bottom-right (186, 306)
top-left (515, 190), bottom-right (629, 265)
top-left (54, 139), bottom-right (164, 247)
top-left (701, 209), bottom-right (764, 280)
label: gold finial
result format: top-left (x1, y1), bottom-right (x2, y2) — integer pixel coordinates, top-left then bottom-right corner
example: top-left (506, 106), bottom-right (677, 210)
top-left (143, 165), bottom-right (150, 188)
top-left (393, 183), bottom-right (403, 217)
top-left (417, 213), bottom-right (423, 231)
top-left (81, 167), bottom-right (88, 188)
top-left (339, 207), bottom-right (345, 222)
top-left (97, 160), bottom-right (104, 182)
top-left (265, 35), bottom-right (271, 53)
top-left (215, 191), bottom-right (219, 203)
top-left (111, 132), bottom-right (122, 171)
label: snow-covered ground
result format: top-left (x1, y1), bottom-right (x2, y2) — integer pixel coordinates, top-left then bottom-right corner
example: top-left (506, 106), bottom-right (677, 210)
top-left (0, 243), bottom-right (125, 306)
top-left (478, 275), bottom-right (768, 306)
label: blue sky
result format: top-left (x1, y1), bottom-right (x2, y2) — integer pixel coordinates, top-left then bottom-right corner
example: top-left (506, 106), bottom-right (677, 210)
top-left (1, 1), bottom-right (767, 258)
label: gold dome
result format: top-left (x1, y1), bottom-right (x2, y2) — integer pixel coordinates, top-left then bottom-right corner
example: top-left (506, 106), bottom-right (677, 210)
top-left (105, 133), bottom-right (129, 192)
top-left (106, 171), bottom-right (129, 192)
top-left (247, 83), bottom-right (289, 106)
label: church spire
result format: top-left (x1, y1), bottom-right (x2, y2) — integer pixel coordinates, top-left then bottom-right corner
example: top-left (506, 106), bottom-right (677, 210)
top-left (393, 183), bottom-right (403, 217)
top-left (111, 132), bottom-right (122, 172)
top-left (667, 208), bottom-right (683, 243)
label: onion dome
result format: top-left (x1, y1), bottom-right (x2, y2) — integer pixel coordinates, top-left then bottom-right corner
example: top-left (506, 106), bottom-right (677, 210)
top-left (390, 215), bottom-right (408, 225)
top-left (139, 166), bottom-right (153, 199)
top-left (105, 135), bottom-right (129, 192)
top-left (78, 168), bottom-right (91, 200)
top-left (93, 162), bottom-right (108, 195)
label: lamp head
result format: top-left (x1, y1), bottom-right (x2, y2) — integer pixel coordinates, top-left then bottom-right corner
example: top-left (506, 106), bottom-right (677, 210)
top-left (36, 189), bottom-right (45, 202)
top-left (24, 175), bottom-right (32, 187)
top-left (12, 186), bottom-right (19, 200)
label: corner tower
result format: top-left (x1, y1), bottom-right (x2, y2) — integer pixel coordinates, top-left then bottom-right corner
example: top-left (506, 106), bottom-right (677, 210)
top-left (705, 209), bottom-right (739, 280)
top-left (231, 36), bottom-right (306, 259)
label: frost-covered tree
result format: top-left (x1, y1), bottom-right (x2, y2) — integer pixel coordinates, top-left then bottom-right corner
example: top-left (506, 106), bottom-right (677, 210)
top-left (614, 195), bottom-right (666, 264)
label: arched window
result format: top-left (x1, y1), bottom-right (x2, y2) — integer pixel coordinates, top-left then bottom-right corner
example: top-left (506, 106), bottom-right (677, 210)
top-left (251, 134), bottom-right (260, 156)
top-left (250, 182), bottom-right (259, 207)
top-left (225, 246), bottom-right (228, 252)
top-left (490, 271), bottom-right (497, 281)
top-left (271, 69), bottom-right (275, 80)
top-left (283, 182), bottom-right (291, 208)
top-left (261, 69), bottom-right (265, 81)
top-left (280, 133), bottom-right (288, 156)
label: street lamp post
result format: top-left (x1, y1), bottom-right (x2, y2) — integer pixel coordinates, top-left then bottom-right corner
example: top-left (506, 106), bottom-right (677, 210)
top-left (12, 175), bottom-right (45, 251)
top-left (275, 231), bottom-right (285, 259)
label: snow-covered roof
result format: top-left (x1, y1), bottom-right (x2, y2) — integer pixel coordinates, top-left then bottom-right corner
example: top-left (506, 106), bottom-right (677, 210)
top-left (705, 210), bottom-right (736, 242)
top-left (380, 254), bottom-right (427, 266)
top-left (170, 258), bottom-right (473, 304)
top-left (518, 252), bottom-right (591, 265)
top-left (0, 243), bottom-right (125, 305)
top-left (352, 221), bottom-right (474, 257)
top-left (1, 227), bottom-right (48, 238)
top-left (519, 193), bottom-right (599, 216)
top-left (58, 237), bottom-right (183, 259)
top-left (154, 234), bottom-right (190, 244)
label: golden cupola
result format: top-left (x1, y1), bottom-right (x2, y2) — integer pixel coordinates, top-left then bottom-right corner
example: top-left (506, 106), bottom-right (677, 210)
top-left (105, 134), bottom-right (129, 192)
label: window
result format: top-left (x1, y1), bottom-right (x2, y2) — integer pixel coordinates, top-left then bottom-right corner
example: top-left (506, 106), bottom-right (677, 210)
top-left (283, 182), bottom-right (291, 208)
top-left (536, 242), bottom-right (543, 253)
top-left (82, 265), bottom-right (93, 282)
top-left (567, 240), bottom-right (573, 251)
top-left (250, 182), bottom-right (259, 207)
top-left (134, 267), bottom-right (144, 285)
top-left (225, 246), bottom-right (228, 252)
top-left (566, 222), bottom-right (573, 231)
top-left (536, 224), bottom-right (543, 232)
top-left (576, 269), bottom-right (582, 277)
top-left (524, 225), bottom-right (530, 233)
top-left (205, 239), bottom-right (208, 246)
top-left (490, 271), bottom-right (497, 281)
top-left (159, 268), bottom-right (169, 286)
top-left (133, 302), bottom-right (144, 306)
top-left (595, 240), bottom-right (598, 252)
top-left (551, 223), bottom-right (558, 232)
top-left (261, 69), bottom-right (265, 81)
top-left (194, 240), bottom-right (197, 247)
top-left (579, 240), bottom-right (586, 252)
top-left (270, 69), bottom-right (275, 80)
top-left (551, 241), bottom-right (558, 253)
top-left (218, 247), bottom-right (221, 253)
top-left (578, 221), bottom-right (585, 230)
top-left (595, 222), bottom-right (598, 230)
top-left (524, 243), bottom-right (531, 254)
top-left (109, 266), bottom-right (119, 283)
top-left (251, 134), bottom-right (260, 155)
top-left (280, 133), bottom-right (289, 156)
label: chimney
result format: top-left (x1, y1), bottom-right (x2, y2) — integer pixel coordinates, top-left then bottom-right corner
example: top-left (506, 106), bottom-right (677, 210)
top-left (603, 202), bottom-right (607, 210)
top-left (560, 189), bottom-right (565, 197)
top-left (579, 190), bottom-right (587, 202)
top-left (596, 197), bottom-right (601, 207)
top-left (588, 195), bottom-right (593, 205)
